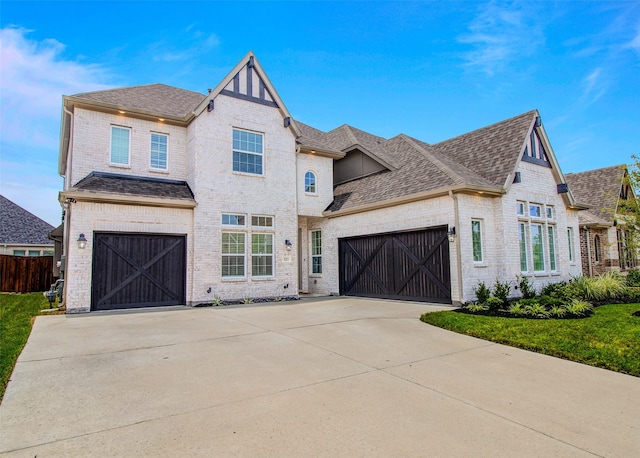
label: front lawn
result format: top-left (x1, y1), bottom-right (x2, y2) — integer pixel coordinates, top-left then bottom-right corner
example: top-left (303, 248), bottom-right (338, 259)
top-left (0, 293), bottom-right (55, 402)
top-left (421, 303), bottom-right (640, 377)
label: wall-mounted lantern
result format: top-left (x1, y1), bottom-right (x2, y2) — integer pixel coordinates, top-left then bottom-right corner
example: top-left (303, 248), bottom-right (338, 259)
top-left (285, 239), bottom-right (293, 251)
top-left (77, 233), bottom-right (87, 249)
top-left (447, 227), bottom-right (456, 243)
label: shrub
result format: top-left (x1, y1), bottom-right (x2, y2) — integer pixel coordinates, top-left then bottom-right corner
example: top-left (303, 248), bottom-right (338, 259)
top-left (622, 287), bottom-right (640, 303)
top-left (212, 296), bottom-right (224, 306)
top-left (492, 279), bottom-right (511, 305)
top-left (564, 299), bottom-right (593, 317)
top-left (508, 301), bottom-right (527, 316)
top-left (569, 273), bottom-right (625, 302)
top-left (538, 295), bottom-right (565, 308)
top-left (626, 269), bottom-right (640, 287)
top-left (548, 305), bottom-right (567, 318)
top-left (465, 303), bottom-right (488, 313)
top-left (484, 296), bottom-right (504, 313)
top-left (540, 281), bottom-right (572, 299)
top-left (517, 275), bottom-right (536, 299)
top-left (473, 281), bottom-right (491, 304)
top-left (524, 302), bottom-right (549, 318)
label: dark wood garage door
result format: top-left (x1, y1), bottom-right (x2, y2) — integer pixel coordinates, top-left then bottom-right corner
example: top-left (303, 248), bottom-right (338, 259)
top-left (339, 227), bottom-right (451, 303)
top-left (91, 233), bottom-right (186, 311)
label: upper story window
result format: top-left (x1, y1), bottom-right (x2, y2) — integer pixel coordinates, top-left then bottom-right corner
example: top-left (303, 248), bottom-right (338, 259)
top-left (546, 206), bottom-right (554, 219)
top-left (305, 171), bottom-right (317, 194)
top-left (529, 204), bottom-right (542, 218)
top-left (110, 126), bottom-right (131, 166)
top-left (516, 201), bottom-right (525, 216)
top-left (150, 133), bottom-right (168, 170)
top-left (222, 213), bottom-right (246, 226)
top-left (232, 129), bottom-right (263, 175)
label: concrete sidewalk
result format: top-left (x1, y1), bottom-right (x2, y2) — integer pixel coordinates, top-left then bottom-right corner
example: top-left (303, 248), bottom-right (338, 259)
top-left (1, 298), bottom-right (638, 456)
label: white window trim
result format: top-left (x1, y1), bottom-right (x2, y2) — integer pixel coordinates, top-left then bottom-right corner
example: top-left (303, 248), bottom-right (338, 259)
top-left (567, 227), bottom-right (575, 263)
top-left (150, 132), bottom-right (169, 172)
top-left (304, 170), bottom-right (318, 195)
top-left (251, 215), bottom-right (274, 229)
top-left (251, 233), bottom-right (274, 278)
top-left (110, 125), bottom-right (131, 167)
top-left (232, 128), bottom-right (264, 176)
top-left (222, 213), bottom-right (247, 227)
top-left (471, 219), bottom-right (483, 264)
top-left (221, 232), bottom-right (246, 280)
top-left (310, 230), bottom-right (322, 276)
top-left (548, 224), bottom-right (558, 272)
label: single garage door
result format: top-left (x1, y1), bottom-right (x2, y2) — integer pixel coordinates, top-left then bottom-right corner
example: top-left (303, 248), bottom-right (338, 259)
top-left (339, 227), bottom-right (451, 303)
top-left (91, 232), bottom-right (186, 311)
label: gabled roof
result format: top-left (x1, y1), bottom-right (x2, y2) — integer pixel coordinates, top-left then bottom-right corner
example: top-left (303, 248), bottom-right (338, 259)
top-left (70, 84), bottom-right (206, 119)
top-left (0, 195), bottom-right (54, 245)
top-left (311, 110), bottom-right (550, 215)
top-left (565, 164), bottom-right (627, 226)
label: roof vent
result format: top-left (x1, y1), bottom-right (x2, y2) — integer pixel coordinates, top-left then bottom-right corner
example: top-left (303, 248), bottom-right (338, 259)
top-left (557, 183), bottom-right (569, 194)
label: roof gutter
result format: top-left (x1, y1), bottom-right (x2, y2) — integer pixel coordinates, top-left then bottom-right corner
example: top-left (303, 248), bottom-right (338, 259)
top-left (59, 190), bottom-right (197, 209)
top-left (324, 184), bottom-right (504, 218)
top-left (298, 145), bottom-right (345, 160)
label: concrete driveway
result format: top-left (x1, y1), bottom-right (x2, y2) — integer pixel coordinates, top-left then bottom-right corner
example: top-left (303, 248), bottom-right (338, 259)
top-left (1, 297), bottom-right (638, 457)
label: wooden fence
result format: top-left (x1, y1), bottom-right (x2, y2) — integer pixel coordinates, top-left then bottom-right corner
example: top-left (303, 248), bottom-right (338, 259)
top-left (0, 255), bottom-right (54, 293)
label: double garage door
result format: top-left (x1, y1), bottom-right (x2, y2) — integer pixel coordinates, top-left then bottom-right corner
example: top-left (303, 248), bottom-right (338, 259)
top-left (91, 233), bottom-right (186, 311)
top-left (339, 227), bottom-right (451, 303)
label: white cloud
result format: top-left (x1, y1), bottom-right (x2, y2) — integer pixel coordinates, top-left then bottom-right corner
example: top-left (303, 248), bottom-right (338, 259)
top-left (582, 67), bottom-right (607, 103)
top-left (0, 26), bottom-right (111, 147)
top-left (630, 22), bottom-right (640, 54)
top-left (458, 2), bottom-right (544, 76)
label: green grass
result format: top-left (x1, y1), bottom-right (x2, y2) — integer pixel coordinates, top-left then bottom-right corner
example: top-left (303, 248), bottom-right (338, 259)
top-left (0, 293), bottom-right (56, 402)
top-left (421, 303), bottom-right (640, 377)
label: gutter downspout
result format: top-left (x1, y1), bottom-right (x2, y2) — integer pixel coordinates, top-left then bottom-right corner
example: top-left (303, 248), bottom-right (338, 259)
top-left (449, 191), bottom-right (464, 304)
top-left (585, 227), bottom-right (593, 277)
top-left (61, 105), bottom-right (74, 307)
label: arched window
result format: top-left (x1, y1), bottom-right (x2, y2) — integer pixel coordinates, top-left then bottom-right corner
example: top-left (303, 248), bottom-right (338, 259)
top-left (594, 235), bottom-right (601, 262)
top-left (305, 171), bottom-right (317, 193)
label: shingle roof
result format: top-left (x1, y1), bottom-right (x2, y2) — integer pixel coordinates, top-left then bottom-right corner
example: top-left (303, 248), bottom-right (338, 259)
top-left (308, 110), bottom-right (537, 213)
top-left (72, 84), bottom-right (206, 119)
top-left (565, 164), bottom-right (626, 226)
top-left (73, 172), bottom-right (195, 201)
top-left (0, 195), bottom-right (55, 245)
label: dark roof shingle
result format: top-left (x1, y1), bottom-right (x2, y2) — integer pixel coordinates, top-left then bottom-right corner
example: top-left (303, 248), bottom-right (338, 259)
top-left (73, 172), bottom-right (195, 201)
top-left (72, 84), bottom-right (206, 118)
top-left (0, 195), bottom-right (55, 245)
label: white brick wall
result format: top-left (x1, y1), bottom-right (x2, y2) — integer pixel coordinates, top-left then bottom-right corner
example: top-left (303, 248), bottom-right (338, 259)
top-left (69, 108), bottom-right (189, 187)
top-left (64, 202), bottom-right (193, 312)
top-left (296, 153), bottom-right (334, 217)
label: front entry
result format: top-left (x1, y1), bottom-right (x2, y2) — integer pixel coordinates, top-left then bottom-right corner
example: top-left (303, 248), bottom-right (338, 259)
top-left (339, 227), bottom-right (451, 303)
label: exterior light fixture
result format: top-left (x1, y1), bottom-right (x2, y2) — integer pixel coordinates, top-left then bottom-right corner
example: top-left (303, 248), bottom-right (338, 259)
top-left (77, 233), bottom-right (87, 249)
top-left (118, 110), bottom-right (126, 114)
top-left (447, 227), bottom-right (456, 243)
top-left (285, 239), bottom-right (293, 251)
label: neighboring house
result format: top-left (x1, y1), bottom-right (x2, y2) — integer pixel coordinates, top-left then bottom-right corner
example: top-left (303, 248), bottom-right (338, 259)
top-left (565, 165), bottom-right (638, 276)
top-left (57, 52), bottom-right (584, 313)
top-left (0, 195), bottom-right (55, 257)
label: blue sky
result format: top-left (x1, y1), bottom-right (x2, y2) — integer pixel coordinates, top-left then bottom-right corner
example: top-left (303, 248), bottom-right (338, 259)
top-left (1, 1), bottom-right (639, 225)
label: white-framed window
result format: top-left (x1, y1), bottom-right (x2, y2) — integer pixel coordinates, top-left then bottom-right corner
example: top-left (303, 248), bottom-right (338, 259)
top-left (311, 230), bottom-right (322, 274)
top-left (594, 235), bottom-right (601, 262)
top-left (232, 129), bottom-right (263, 175)
top-left (548, 225), bottom-right (557, 271)
top-left (567, 227), bottom-right (575, 262)
top-left (518, 222), bottom-right (528, 272)
top-left (150, 132), bottom-right (168, 170)
top-left (222, 232), bottom-right (245, 277)
top-left (43, 250), bottom-right (54, 256)
top-left (305, 171), bottom-right (317, 194)
top-left (252, 215), bottom-right (273, 228)
top-left (471, 219), bottom-right (483, 262)
top-left (28, 250), bottom-right (40, 256)
top-left (516, 201), bottom-right (525, 216)
top-left (222, 213), bottom-right (246, 227)
top-left (251, 233), bottom-right (273, 277)
top-left (110, 126), bottom-right (131, 165)
top-left (529, 203), bottom-right (542, 218)
top-left (531, 223), bottom-right (545, 272)
top-left (13, 250), bottom-right (25, 256)
top-left (546, 206), bottom-right (554, 220)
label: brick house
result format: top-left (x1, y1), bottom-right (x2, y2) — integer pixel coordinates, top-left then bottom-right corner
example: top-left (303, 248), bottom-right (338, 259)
top-left (57, 52), bottom-right (584, 312)
top-left (0, 195), bottom-right (54, 257)
top-left (565, 165), bottom-right (638, 276)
